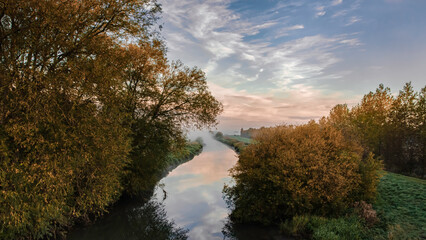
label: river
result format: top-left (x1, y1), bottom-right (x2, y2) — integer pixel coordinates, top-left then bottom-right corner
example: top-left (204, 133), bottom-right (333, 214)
top-left (68, 132), bottom-right (289, 240)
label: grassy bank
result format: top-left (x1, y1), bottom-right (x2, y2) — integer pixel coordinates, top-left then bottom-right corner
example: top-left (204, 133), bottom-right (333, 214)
top-left (280, 171), bottom-right (426, 239)
top-left (214, 133), bottom-right (252, 153)
top-left (370, 171), bottom-right (426, 239)
top-left (216, 134), bottom-right (426, 239)
top-left (165, 140), bottom-right (204, 173)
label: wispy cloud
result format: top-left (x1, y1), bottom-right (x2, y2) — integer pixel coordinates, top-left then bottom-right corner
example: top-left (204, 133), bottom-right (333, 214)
top-left (331, 0), bottom-right (343, 6)
top-left (274, 24), bottom-right (304, 38)
top-left (159, 0), bottom-right (364, 129)
top-left (345, 16), bottom-right (361, 26)
top-left (315, 6), bottom-right (326, 17)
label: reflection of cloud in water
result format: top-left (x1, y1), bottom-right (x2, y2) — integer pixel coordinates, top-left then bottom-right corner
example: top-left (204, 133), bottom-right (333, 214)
top-left (166, 149), bottom-right (237, 191)
top-left (153, 135), bottom-right (238, 239)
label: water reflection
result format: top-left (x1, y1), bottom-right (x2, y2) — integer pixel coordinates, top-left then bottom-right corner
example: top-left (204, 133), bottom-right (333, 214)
top-left (152, 133), bottom-right (238, 239)
top-left (68, 133), bottom-right (291, 240)
top-left (68, 197), bottom-right (188, 240)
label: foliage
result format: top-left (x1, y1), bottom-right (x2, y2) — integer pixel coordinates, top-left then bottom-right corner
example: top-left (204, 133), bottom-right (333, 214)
top-left (215, 131), bottom-right (224, 139)
top-left (328, 83), bottom-right (425, 177)
top-left (0, 0), bottom-right (150, 238)
top-left (385, 83), bottom-right (425, 177)
top-left (122, 49), bottom-right (222, 194)
top-left (240, 128), bottom-right (260, 138)
top-left (0, 0), bottom-right (221, 238)
top-left (224, 121), bottom-right (382, 225)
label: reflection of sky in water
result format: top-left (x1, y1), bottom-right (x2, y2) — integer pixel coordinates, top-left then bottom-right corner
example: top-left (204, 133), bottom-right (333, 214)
top-left (153, 133), bottom-right (238, 240)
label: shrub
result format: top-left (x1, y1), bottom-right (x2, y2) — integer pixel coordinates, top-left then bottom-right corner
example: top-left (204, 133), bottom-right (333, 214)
top-left (354, 201), bottom-right (379, 227)
top-left (215, 132), bottom-right (224, 139)
top-left (224, 121), bottom-right (382, 224)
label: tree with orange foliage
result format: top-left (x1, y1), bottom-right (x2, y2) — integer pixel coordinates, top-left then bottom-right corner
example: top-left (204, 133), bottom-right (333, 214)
top-left (224, 121), bottom-right (382, 224)
top-left (0, 0), bottom-right (222, 238)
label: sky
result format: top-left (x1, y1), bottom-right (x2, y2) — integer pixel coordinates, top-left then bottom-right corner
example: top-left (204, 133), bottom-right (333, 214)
top-left (157, 0), bottom-right (426, 133)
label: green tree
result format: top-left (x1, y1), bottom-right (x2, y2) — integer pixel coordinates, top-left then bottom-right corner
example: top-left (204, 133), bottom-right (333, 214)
top-left (386, 82), bottom-right (424, 176)
top-left (350, 84), bottom-right (393, 157)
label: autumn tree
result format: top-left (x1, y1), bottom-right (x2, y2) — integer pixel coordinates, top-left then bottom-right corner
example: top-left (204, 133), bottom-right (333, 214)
top-left (121, 42), bottom-right (222, 193)
top-left (1, 0), bottom-right (222, 237)
top-left (224, 121), bottom-right (382, 225)
top-left (0, 0), bottom-right (222, 238)
top-left (0, 0), bottom-right (161, 237)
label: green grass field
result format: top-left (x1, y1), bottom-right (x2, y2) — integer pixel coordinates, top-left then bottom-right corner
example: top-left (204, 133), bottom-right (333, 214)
top-left (370, 171), bottom-right (426, 239)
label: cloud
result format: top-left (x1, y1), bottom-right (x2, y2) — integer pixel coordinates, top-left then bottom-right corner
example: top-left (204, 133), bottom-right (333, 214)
top-left (345, 16), bottom-right (361, 26)
top-left (209, 83), bottom-right (359, 131)
top-left (274, 24), bottom-right (304, 38)
top-left (331, 0), bottom-right (361, 18)
top-left (315, 6), bottom-right (326, 17)
top-left (331, 0), bottom-right (343, 6)
top-left (159, 0), bottom-right (363, 130)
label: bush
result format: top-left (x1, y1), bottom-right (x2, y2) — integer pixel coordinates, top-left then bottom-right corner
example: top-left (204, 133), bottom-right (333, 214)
top-left (215, 132), bottom-right (224, 139)
top-left (224, 121), bottom-right (382, 225)
top-left (354, 201), bottom-right (379, 227)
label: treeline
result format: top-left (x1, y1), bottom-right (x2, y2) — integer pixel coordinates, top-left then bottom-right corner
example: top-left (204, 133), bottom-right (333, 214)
top-left (0, 0), bottom-right (221, 239)
top-left (240, 128), bottom-right (258, 138)
top-left (329, 83), bottom-right (425, 178)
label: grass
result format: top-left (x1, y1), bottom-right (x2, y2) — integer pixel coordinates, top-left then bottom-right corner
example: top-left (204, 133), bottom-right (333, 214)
top-left (217, 135), bottom-right (426, 239)
top-left (165, 141), bottom-right (203, 171)
top-left (214, 134), bottom-right (252, 153)
top-left (226, 135), bottom-right (253, 144)
top-left (279, 172), bottom-right (426, 239)
top-left (369, 171), bottom-right (426, 239)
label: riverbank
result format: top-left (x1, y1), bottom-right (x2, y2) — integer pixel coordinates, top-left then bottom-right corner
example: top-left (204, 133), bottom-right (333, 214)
top-left (164, 140), bottom-right (204, 174)
top-left (213, 133), bottom-right (251, 153)
top-left (214, 134), bottom-right (426, 239)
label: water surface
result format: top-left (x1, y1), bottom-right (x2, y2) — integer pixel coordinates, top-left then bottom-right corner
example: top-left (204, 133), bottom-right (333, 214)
top-left (68, 133), bottom-right (290, 240)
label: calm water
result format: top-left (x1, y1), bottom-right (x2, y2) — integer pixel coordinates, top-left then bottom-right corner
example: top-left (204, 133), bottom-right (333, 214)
top-left (68, 133), bottom-right (290, 240)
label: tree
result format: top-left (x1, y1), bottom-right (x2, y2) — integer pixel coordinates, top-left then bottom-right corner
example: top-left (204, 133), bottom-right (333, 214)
top-left (350, 84), bottom-right (394, 157)
top-left (224, 122), bottom-right (382, 225)
top-left (122, 43), bottom-right (222, 193)
top-left (0, 0), bottom-right (159, 238)
top-left (328, 83), bottom-right (425, 177)
top-left (386, 82), bottom-right (424, 176)
top-left (1, 0), bottom-right (222, 237)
